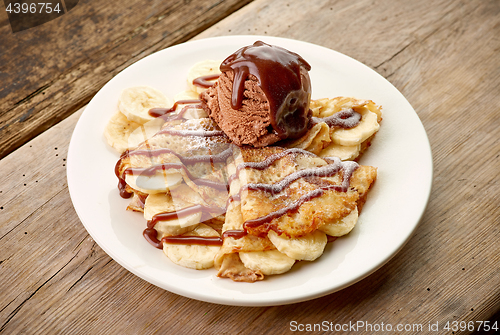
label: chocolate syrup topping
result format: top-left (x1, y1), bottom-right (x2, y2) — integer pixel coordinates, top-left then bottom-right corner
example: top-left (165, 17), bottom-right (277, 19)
top-left (148, 99), bottom-right (202, 119)
top-left (145, 228), bottom-right (225, 249)
top-left (147, 204), bottom-right (223, 229)
top-left (244, 188), bottom-right (324, 230)
top-left (222, 229), bottom-right (247, 239)
top-left (162, 236), bottom-right (223, 246)
top-left (127, 146), bottom-right (232, 164)
top-left (144, 229), bottom-right (242, 248)
top-left (117, 178), bottom-right (132, 198)
top-left (143, 228), bottom-right (163, 249)
top-left (157, 128), bottom-right (225, 137)
top-left (123, 163), bottom-right (229, 191)
top-left (220, 41), bottom-right (312, 140)
top-left (227, 148), bottom-right (315, 186)
top-left (225, 193), bottom-right (241, 208)
top-left (311, 109), bottom-right (361, 129)
top-left (242, 162), bottom-right (346, 196)
top-left (159, 229), bottom-right (248, 247)
top-left (192, 74), bottom-right (220, 89)
top-left (145, 204), bottom-right (226, 248)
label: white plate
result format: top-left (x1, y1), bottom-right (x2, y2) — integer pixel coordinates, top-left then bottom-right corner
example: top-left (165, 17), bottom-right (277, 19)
top-left (67, 35), bottom-right (432, 306)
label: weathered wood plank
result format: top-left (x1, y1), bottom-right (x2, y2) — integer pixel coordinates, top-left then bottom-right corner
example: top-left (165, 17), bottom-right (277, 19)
top-left (0, 0), bottom-right (253, 160)
top-left (1, 0), bottom-right (499, 333)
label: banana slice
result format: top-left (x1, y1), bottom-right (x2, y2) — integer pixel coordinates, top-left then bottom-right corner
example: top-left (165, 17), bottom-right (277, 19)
top-left (118, 86), bottom-right (170, 124)
top-left (154, 214), bottom-right (199, 237)
top-left (319, 141), bottom-right (361, 161)
top-left (125, 171), bottom-right (183, 194)
top-left (173, 91), bottom-right (208, 119)
top-left (239, 249), bottom-right (295, 275)
top-left (331, 107), bottom-right (380, 146)
top-left (267, 230), bottom-right (327, 261)
top-left (103, 111), bottom-right (142, 153)
top-left (136, 172), bottom-right (183, 193)
top-left (287, 122), bottom-right (330, 155)
top-left (144, 193), bottom-right (201, 225)
top-left (319, 207), bottom-right (359, 237)
top-left (163, 224), bottom-right (220, 269)
top-left (127, 117), bottom-right (165, 148)
top-left (187, 60), bottom-right (221, 95)
top-left (145, 193), bottom-right (202, 237)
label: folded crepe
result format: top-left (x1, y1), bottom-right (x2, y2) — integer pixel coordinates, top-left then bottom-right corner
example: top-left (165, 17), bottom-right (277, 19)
top-left (216, 146), bottom-right (377, 282)
top-left (115, 117), bottom-right (232, 210)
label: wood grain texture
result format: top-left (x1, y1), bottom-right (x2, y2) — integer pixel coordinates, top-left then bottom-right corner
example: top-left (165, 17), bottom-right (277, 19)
top-left (1, 0), bottom-right (499, 334)
top-left (0, 0), bottom-right (253, 160)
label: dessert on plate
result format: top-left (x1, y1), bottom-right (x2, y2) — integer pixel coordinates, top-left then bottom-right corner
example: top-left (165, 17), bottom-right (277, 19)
top-left (104, 40), bottom-right (382, 281)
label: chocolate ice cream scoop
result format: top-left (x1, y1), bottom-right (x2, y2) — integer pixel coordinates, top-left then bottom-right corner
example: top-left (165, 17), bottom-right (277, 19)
top-left (200, 41), bottom-right (312, 147)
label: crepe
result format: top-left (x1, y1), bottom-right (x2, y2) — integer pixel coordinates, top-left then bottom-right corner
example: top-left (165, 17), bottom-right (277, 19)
top-left (116, 117), bottom-right (232, 210)
top-left (215, 146), bottom-right (377, 282)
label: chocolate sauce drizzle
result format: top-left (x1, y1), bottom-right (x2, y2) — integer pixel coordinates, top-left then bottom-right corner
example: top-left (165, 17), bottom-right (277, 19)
top-left (227, 148), bottom-right (315, 186)
top-left (137, 193), bottom-right (148, 209)
top-left (155, 229), bottom-right (248, 248)
top-left (126, 146), bottom-right (233, 164)
top-left (222, 229), bottom-right (248, 239)
top-left (311, 109), bottom-right (361, 129)
top-left (117, 176), bottom-right (132, 198)
top-left (220, 41), bottom-right (312, 140)
top-left (148, 99), bottom-right (202, 119)
top-left (192, 74), bottom-right (220, 89)
top-left (145, 204), bottom-right (225, 249)
top-left (143, 228), bottom-right (163, 249)
top-left (123, 163), bottom-right (229, 191)
top-left (242, 159), bottom-right (357, 196)
top-left (157, 128), bottom-right (225, 137)
top-left (162, 235), bottom-right (222, 246)
top-left (147, 204), bottom-right (223, 229)
top-left (144, 203), bottom-right (225, 249)
top-left (225, 193), bottom-right (241, 208)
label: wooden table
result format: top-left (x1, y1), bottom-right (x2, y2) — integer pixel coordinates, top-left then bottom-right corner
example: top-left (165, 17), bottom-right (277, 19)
top-left (1, 0), bottom-right (499, 333)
